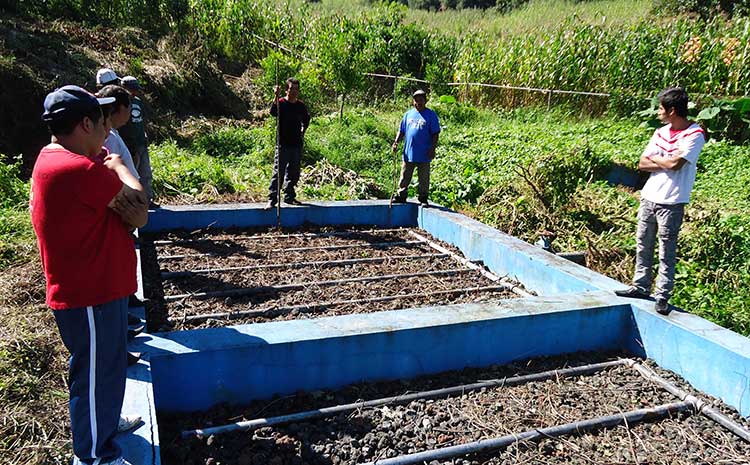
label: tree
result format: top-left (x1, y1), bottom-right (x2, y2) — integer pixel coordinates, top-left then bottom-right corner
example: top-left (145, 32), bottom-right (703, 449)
top-left (315, 16), bottom-right (366, 119)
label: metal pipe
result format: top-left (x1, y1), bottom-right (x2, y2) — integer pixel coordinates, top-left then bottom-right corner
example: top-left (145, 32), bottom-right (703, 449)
top-left (169, 284), bottom-right (513, 323)
top-left (363, 401), bottom-right (693, 465)
top-left (164, 267), bottom-right (472, 302)
top-left (158, 240), bottom-right (426, 261)
top-left (407, 230), bottom-right (533, 297)
top-left (152, 228), bottom-right (408, 246)
top-left (161, 253), bottom-right (449, 279)
top-left (626, 360), bottom-right (750, 443)
top-left (181, 359), bottom-right (629, 439)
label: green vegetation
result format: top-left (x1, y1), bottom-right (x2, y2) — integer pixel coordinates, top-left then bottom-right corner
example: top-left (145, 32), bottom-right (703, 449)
top-left (100, 106), bottom-right (750, 336)
top-left (0, 157), bottom-right (33, 269)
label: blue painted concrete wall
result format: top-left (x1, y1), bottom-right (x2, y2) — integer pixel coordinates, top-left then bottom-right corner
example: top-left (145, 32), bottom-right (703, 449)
top-left (141, 200), bottom-right (416, 233)
top-left (130, 201), bottom-right (750, 443)
top-left (137, 292), bottom-right (633, 413)
top-left (630, 300), bottom-right (750, 416)
top-left (417, 206), bottom-right (623, 296)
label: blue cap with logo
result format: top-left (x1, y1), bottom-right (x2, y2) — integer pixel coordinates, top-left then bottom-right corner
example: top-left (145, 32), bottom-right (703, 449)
top-left (41, 85), bottom-right (115, 122)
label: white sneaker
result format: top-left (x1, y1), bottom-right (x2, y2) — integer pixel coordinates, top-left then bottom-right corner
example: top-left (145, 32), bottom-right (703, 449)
top-left (105, 458), bottom-right (133, 465)
top-left (74, 457), bottom-right (132, 465)
top-left (117, 414), bottom-right (142, 433)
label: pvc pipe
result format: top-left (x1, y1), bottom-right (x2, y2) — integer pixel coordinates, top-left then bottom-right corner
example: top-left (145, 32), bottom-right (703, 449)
top-left (158, 240), bottom-right (426, 261)
top-left (169, 284), bottom-right (513, 323)
top-left (181, 359), bottom-right (629, 439)
top-left (153, 227), bottom-right (409, 246)
top-left (161, 253), bottom-right (449, 279)
top-left (363, 401), bottom-right (693, 465)
top-left (164, 267), bottom-right (472, 302)
top-left (627, 360), bottom-right (750, 443)
top-left (407, 230), bottom-right (533, 297)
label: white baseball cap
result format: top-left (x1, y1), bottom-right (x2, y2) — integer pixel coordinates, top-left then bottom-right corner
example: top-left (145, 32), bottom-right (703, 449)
top-left (96, 68), bottom-right (120, 86)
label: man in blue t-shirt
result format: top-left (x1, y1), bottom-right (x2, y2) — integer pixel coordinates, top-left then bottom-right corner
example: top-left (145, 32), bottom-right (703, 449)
top-left (392, 89), bottom-right (441, 206)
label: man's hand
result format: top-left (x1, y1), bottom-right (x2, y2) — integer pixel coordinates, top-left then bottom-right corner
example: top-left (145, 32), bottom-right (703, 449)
top-left (104, 153), bottom-right (124, 170)
top-left (108, 185), bottom-right (148, 228)
top-left (274, 85), bottom-right (281, 99)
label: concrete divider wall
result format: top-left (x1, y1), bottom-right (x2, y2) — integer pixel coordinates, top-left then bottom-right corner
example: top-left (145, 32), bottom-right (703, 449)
top-left (630, 302), bottom-right (750, 416)
top-left (140, 294), bottom-right (634, 413)
top-left (417, 207), bottom-right (623, 296)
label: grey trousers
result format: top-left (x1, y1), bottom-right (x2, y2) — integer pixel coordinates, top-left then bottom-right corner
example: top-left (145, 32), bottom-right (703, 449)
top-left (632, 199), bottom-right (685, 301)
top-left (396, 161), bottom-right (431, 202)
top-left (133, 146), bottom-right (154, 201)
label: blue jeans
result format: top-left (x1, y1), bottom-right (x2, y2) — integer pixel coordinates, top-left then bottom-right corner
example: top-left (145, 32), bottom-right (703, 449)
top-left (632, 199), bottom-right (685, 301)
top-left (54, 298), bottom-right (128, 465)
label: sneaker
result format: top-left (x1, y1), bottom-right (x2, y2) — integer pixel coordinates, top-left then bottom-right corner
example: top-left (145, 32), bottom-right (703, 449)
top-left (128, 295), bottom-right (143, 308)
top-left (117, 414), bottom-right (142, 433)
top-left (127, 351), bottom-right (141, 366)
top-left (265, 200), bottom-right (276, 210)
top-left (148, 201), bottom-right (160, 210)
top-left (128, 324), bottom-right (144, 341)
top-left (419, 199), bottom-right (429, 207)
top-left (614, 286), bottom-right (650, 300)
top-left (391, 197), bottom-right (406, 204)
top-left (75, 457), bottom-right (132, 465)
top-left (655, 299), bottom-right (671, 315)
top-left (284, 198), bottom-right (302, 205)
top-left (127, 313), bottom-right (141, 325)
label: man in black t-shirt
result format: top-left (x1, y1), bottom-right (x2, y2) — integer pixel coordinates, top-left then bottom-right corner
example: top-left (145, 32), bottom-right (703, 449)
top-left (268, 77), bottom-right (311, 207)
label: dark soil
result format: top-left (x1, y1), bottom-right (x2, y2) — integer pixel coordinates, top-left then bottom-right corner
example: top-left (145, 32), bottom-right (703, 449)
top-left (142, 226), bottom-right (521, 331)
top-left (159, 353), bottom-right (750, 465)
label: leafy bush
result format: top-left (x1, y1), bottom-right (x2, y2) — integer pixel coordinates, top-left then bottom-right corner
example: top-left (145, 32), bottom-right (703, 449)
top-left (432, 95), bottom-right (478, 124)
top-left (150, 141), bottom-right (238, 197)
top-left (653, 0), bottom-right (750, 18)
top-left (192, 126), bottom-right (270, 160)
top-left (0, 155), bottom-right (28, 209)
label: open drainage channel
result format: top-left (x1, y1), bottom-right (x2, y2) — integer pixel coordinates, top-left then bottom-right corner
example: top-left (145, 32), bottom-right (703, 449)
top-left (142, 227), bottom-right (530, 331)
top-left (160, 353), bottom-right (750, 465)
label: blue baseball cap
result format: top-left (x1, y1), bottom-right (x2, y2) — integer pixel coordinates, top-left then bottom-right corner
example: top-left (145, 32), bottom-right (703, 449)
top-left (41, 85), bottom-right (115, 122)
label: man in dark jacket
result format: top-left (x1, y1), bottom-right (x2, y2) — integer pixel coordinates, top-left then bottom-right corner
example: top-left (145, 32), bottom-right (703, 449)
top-left (267, 77), bottom-right (310, 208)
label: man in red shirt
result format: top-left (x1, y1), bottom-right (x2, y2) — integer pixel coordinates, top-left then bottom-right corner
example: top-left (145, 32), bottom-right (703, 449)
top-left (30, 85), bottom-right (148, 465)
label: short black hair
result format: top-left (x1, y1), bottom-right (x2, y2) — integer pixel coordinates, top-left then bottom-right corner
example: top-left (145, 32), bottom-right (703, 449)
top-left (287, 77), bottom-right (300, 88)
top-left (96, 85), bottom-right (131, 114)
top-left (658, 87), bottom-right (689, 117)
top-left (47, 105), bottom-right (103, 136)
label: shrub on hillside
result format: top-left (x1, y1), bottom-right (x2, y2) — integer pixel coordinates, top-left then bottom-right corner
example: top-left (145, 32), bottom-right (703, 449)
top-left (653, 0), bottom-right (750, 18)
top-left (0, 155), bottom-right (28, 209)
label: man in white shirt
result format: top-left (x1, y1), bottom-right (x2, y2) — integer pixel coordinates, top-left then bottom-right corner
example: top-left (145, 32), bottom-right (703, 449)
top-left (615, 88), bottom-right (705, 315)
top-left (96, 85), bottom-right (139, 180)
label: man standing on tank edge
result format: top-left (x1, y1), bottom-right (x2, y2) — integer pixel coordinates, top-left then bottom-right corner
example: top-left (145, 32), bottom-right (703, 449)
top-left (615, 87), bottom-right (705, 316)
top-left (267, 77), bottom-right (310, 208)
top-left (30, 85), bottom-right (148, 465)
top-left (392, 89), bottom-right (441, 207)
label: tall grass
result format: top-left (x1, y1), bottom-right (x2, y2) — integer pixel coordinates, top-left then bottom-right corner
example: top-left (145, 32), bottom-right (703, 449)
top-left (405, 0), bottom-right (653, 37)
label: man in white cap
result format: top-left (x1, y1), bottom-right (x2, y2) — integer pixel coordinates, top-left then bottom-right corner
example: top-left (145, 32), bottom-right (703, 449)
top-left (392, 89), bottom-right (441, 206)
top-left (31, 85), bottom-right (148, 465)
top-left (96, 67), bottom-right (120, 89)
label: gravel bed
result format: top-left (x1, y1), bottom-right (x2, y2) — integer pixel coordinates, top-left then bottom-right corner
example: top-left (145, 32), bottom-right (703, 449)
top-left (161, 256), bottom-right (465, 296)
top-left (142, 226), bottom-right (521, 331)
top-left (159, 353), bottom-right (750, 465)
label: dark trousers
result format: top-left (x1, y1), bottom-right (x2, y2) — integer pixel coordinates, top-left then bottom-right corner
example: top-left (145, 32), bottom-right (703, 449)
top-left (395, 161), bottom-right (431, 202)
top-left (54, 297), bottom-right (128, 465)
top-left (269, 145), bottom-right (302, 203)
